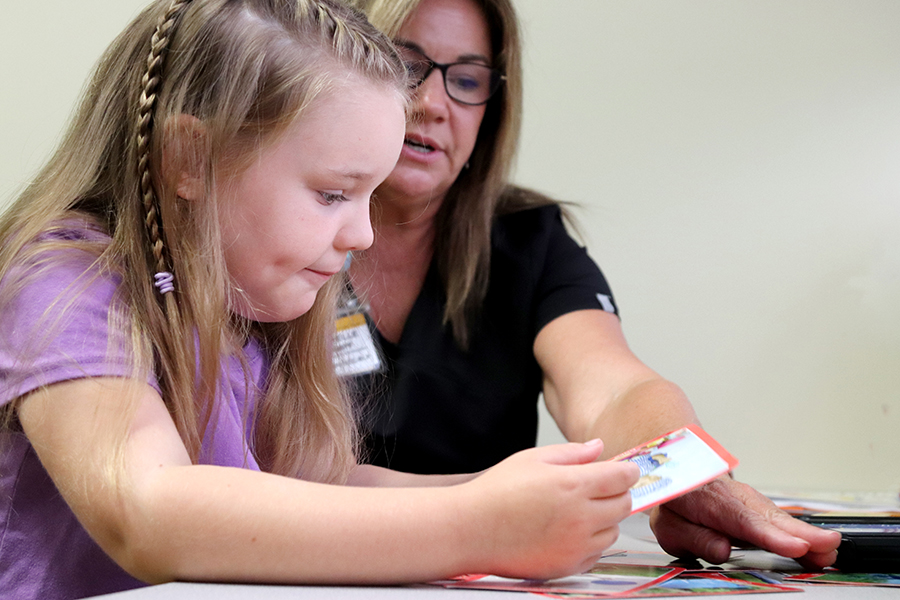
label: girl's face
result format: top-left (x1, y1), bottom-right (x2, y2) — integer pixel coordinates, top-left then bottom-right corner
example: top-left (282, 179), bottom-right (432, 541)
top-left (217, 82), bottom-right (405, 322)
top-left (379, 0), bottom-right (492, 207)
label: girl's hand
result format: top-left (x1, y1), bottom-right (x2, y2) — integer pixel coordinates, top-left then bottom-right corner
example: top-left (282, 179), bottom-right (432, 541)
top-left (459, 440), bottom-right (639, 580)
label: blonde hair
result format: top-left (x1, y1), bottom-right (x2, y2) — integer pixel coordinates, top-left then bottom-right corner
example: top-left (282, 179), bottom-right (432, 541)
top-left (0, 0), bottom-right (407, 483)
top-left (352, 0), bottom-right (553, 347)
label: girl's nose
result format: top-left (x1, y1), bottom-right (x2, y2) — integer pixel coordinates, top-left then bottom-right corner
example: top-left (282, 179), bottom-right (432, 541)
top-left (336, 200), bottom-right (374, 253)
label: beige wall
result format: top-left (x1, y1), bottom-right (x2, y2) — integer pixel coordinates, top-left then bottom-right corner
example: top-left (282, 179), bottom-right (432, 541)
top-left (517, 1), bottom-right (900, 494)
top-left (1, 2), bottom-right (149, 202)
top-left (2, 1), bottom-right (898, 493)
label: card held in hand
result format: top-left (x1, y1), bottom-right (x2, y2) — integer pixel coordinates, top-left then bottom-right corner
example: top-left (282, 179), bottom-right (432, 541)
top-left (611, 424), bottom-right (738, 514)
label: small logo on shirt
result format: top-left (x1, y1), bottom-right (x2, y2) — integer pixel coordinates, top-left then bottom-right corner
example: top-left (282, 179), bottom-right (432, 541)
top-left (596, 293), bottom-right (616, 313)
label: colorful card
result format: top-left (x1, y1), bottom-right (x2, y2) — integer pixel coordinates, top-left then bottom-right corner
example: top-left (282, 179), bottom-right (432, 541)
top-left (611, 424), bottom-right (738, 514)
top-left (784, 571), bottom-right (900, 587)
top-left (443, 564), bottom-right (681, 596)
top-left (540, 571), bottom-right (803, 600)
top-left (438, 426), bottom-right (739, 597)
top-left (537, 570), bottom-right (801, 598)
top-left (630, 571), bottom-right (801, 597)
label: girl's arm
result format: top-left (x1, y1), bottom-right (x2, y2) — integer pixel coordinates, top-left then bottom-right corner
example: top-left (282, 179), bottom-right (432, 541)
top-left (346, 464), bottom-right (480, 487)
top-left (18, 376), bottom-right (637, 586)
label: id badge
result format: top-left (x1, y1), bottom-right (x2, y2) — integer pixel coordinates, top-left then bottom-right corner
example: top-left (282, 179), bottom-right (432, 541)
top-left (333, 311), bottom-right (381, 377)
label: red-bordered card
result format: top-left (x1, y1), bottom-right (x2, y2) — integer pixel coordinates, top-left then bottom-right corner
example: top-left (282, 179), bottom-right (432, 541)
top-left (611, 424), bottom-right (739, 514)
top-left (443, 564), bottom-right (683, 596)
top-left (785, 571), bottom-right (900, 587)
top-left (537, 570), bottom-right (802, 598)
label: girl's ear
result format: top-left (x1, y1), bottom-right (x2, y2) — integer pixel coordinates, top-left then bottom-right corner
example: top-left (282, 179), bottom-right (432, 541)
top-left (163, 114), bottom-right (207, 201)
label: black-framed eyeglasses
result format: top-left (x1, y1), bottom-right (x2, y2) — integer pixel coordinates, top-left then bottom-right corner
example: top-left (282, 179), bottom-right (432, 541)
top-left (397, 44), bottom-right (505, 106)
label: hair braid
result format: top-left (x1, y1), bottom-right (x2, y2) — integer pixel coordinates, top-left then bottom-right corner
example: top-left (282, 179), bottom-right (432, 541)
top-left (308, 0), bottom-right (389, 73)
top-left (137, 0), bottom-right (193, 296)
top-left (308, 1), bottom-right (347, 43)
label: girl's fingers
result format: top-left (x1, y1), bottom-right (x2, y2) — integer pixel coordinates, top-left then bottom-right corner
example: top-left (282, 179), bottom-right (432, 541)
top-left (530, 440), bottom-right (606, 466)
top-left (582, 459), bottom-right (641, 499)
top-left (591, 520), bottom-right (622, 548)
top-left (574, 545), bottom-right (616, 575)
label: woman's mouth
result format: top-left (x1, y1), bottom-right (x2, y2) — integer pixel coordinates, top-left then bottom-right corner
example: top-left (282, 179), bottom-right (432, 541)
top-left (404, 137), bottom-right (435, 153)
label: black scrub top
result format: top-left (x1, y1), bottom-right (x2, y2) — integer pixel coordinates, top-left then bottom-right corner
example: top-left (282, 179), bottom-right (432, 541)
top-left (354, 204), bottom-right (618, 474)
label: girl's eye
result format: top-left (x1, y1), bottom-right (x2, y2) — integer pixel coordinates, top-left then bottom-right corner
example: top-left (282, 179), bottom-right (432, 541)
top-left (319, 190), bottom-right (348, 205)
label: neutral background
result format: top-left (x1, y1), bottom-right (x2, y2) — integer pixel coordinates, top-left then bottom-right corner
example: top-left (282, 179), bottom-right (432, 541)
top-left (2, 1), bottom-right (898, 494)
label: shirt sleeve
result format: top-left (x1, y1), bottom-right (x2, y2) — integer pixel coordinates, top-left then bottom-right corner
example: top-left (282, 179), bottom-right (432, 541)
top-left (0, 249), bottom-right (141, 407)
top-left (529, 206), bottom-right (619, 334)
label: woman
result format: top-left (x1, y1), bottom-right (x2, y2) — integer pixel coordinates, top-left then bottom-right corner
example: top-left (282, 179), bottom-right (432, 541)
top-left (345, 0), bottom-right (840, 569)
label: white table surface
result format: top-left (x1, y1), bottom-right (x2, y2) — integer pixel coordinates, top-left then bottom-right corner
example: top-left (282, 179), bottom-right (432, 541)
top-left (90, 512), bottom-right (900, 599)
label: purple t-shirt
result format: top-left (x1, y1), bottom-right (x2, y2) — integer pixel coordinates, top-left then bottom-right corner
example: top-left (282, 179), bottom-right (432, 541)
top-left (0, 233), bottom-right (269, 599)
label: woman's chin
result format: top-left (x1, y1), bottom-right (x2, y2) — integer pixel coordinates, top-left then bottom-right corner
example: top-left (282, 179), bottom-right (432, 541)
top-left (380, 167), bottom-right (453, 207)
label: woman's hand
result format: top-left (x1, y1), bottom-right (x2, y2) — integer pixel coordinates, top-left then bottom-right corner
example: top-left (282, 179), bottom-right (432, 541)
top-left (649, 476), bottom-right (841, 570)
top-left (460, 441), bottom-right (639, 580)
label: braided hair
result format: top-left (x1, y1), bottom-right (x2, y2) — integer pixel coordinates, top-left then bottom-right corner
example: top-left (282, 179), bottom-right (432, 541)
top-left (137, 0), bottom-right (194, 298)
top-left (0, 0), bottom-right (407, 483)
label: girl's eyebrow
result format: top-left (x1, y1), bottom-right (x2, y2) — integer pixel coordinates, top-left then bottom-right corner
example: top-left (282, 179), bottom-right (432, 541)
top-left (325, 167), bottom-right (375, 182)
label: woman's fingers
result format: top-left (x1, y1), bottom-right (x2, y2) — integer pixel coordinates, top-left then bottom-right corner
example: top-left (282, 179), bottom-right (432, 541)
top-left (650, 478), bottom-right (842, 567)
top-left (651, 503), bottom-right (733, 564)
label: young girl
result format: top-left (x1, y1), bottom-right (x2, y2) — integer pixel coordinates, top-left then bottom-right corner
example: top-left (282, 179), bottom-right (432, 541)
top-left (0, 0), bottom-right (638, 598)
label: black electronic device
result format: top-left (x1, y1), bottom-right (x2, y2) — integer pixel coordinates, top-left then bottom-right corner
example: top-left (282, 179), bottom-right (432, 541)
top-left (797, 515), bottom-right (900, 573)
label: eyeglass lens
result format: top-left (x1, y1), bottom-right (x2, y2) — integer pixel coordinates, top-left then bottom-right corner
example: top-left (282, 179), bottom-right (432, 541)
top-left (399, 46), bottom-right (502, 106)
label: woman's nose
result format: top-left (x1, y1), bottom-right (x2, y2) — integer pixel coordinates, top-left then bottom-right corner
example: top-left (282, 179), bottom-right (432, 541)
top-left (413, 70), bottom-right (451, 119)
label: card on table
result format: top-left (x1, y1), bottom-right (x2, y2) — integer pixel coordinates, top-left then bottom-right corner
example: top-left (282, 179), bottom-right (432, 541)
top-left (443, 564), bottom-right (683, 596)
top-left (784, 571), bottom-right (900, 587)
top-left (611, 424), bottom-right (738, 514)
top-left (435, 426), bottom-right (738, 597)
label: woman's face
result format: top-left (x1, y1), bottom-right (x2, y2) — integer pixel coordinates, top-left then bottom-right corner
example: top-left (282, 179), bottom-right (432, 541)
top-left (380, 0), bottom-right (492, 207)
